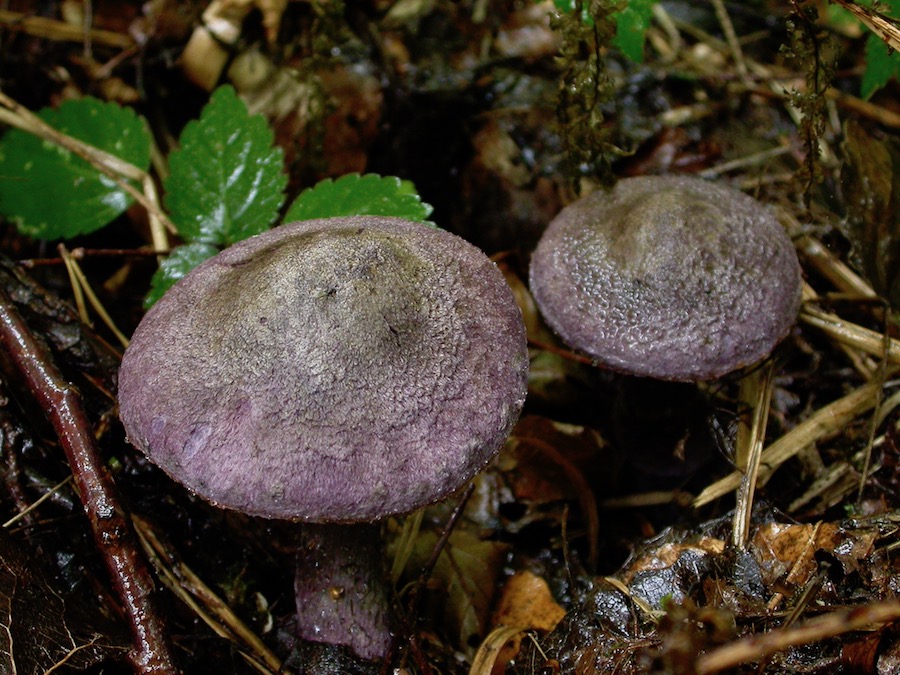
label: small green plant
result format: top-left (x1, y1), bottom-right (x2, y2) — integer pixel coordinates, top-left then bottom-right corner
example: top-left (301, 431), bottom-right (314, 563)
top-left (610, 0), bottom-right (658, 63)
top-left (0, 85), bottom-right (432, 307)
top-left (147, 171), bottom-right (432, 307)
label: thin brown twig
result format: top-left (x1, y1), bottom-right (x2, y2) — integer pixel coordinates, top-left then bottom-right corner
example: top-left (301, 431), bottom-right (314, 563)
top-left (0, 287), bottom-right (179, 674)
top-left (732, 361), bottom-right (774, 550)
top-left (58, 244), bottom-right (131, 348)
top-left (0, 9), bottom-right (134, 47)
top-left (515, 435), bottom-right (600, 569)
top-left (527, 336), bottom-right (596, 365)
top-left (696, 598), bottom-right (900, 673)
top-left (133, 514), bottom-right (286, 675)
top-left (693, 379), bottom-right (884, 507)
top-left (709, 0), bottom-right (748, 82)
top-left (18, 247), bottom-right (170, 268)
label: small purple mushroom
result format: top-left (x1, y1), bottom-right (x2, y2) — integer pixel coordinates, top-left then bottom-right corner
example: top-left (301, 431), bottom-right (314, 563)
top-left (529, 175), bottom-right (802, 381)
top-left (118, 216), bottom-right (529, 660)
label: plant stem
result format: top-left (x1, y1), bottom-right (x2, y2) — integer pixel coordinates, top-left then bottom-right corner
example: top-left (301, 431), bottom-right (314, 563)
top-left (0, 286), bottom-right (179, 674)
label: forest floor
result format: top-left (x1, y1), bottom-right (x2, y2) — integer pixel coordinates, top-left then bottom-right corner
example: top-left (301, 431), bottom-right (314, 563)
top-left (1, 1), bottom-right (900, 674)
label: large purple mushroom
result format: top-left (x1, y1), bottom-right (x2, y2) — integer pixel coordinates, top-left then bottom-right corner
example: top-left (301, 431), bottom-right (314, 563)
top-left (529, 175), bottom-right (802, 381)
top-left (118, 216), bottom-right (529, 660)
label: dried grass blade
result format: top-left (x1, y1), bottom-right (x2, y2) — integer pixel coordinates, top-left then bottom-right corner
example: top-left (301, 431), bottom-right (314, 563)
top-left (694, 380), bottom-right (883, 507)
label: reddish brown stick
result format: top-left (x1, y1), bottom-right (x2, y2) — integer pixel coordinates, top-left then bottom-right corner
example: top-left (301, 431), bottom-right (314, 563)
top-left (0, 287), bottom-right (178, 674)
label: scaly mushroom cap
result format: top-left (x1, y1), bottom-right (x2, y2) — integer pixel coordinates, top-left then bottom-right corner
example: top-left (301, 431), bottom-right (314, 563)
top-left (529, 175), bottom-right (801, 381)
top-left (118, 217), bottom-right (528, 521)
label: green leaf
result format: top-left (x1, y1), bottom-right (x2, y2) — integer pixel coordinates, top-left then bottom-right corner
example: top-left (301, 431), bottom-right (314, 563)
top-left (164, 85), bottom-right (287, 246)
top-left (0, 98), bottom-right (151, 239)
top-left (144, 243), bottom-right (218, 308)
top-left (861, 32), bottom-right (900, 99)
top-left (612, 0), bottom-right (658, 63)
top-left (283, 173), bottom-right (434, 223)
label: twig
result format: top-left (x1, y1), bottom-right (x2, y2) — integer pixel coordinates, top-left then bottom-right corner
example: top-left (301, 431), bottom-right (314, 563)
top-left (800, 285), bottom-right (878, 378)
top-left (393, 484), bottom-right (476, 675)
top-left (0, 9), bottom-right (134, 47)
top-left (825, 87), bottom-right (900, 129)
top-left (0, 287), bottom-right (178, 673)
top-left (60, 246), bottom-right (91, 326)
top-left (468, 626), bottom-right (530, 675)
top-left (828, 0), bottom-right (900, 52)
top-left (407, 482), bottom-right (477, 619)
top-left (133, 515), bottom-right (286, 675)
top-left (2, 475), bottom-right (73, 528)
top-left (799, 306), bottom-right (900, 366)
top-left (515, 435), bottom-right (599, 569)
top-left (698, 145), bottom-right (792, 178)
top-left (527, 336), bottom-right (595, 365)
top-left (791, 233), bottom-right (877, 300)
top-left (732, 361), bottom-right (774, 550)
top-left (696, 598), bottom-right (900, 673)
top-left (18, 247), bottom-right (169, 268)
top-left (59, 244), bottom-right (131, 348)
top-left (709, 0), bottom-right (749, 82)
top-left (693, 380), bottom-right (884, 507)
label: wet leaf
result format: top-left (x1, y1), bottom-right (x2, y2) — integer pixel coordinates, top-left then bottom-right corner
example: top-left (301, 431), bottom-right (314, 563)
top-left (164, 85), bottom-right (287, 246)
top-left (412, 527), bottom-right (508, 654)
top-left (0, 98), bottom-right (151, 239)
top-left (840, 120), bottom-right (900, 304)
top-left (506, 418), bottom-right (607, 515)
top-left (488, 571), bottom-right (566, 670)
top-left (493, 570), bottom-right (566, 632)
top-left (751, 522), bottom-right (876, 590)
top-left (0, 528), bottom-right (128, 671)
top-left (283, 173), bottom-right (433, 223)
top-left (621, 536), bottom-right (726, 608)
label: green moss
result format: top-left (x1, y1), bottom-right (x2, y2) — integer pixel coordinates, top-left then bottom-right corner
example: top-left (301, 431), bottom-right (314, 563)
top-left (552, 0), bottom-right (621, 187)
top-left (780, 4), bottom-right (839, 204)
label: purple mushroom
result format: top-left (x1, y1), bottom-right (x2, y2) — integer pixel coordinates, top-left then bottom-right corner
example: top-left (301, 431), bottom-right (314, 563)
top-left (529, 175), bottom-right (802, 381)
top-left (118, 216), bottom-right (529, 660)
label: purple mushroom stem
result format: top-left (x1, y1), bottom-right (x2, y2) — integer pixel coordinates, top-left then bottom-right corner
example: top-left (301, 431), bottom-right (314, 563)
top-left (295, 522), bottom-right (393, 661)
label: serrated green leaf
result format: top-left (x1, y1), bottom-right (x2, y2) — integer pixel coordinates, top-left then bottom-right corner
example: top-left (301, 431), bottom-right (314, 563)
top-left (861, 32), bottom-right (900, 99)
top-left (144, 243), bottom-right (219, 308)
top-left (0, 98), bottom-right (151, 239)
top-left (164, 85), bottom-right (287, 246)
top-left (612, 0), bottom-right (658, 63)
top-left (283, 173), bottom-right (433, 223)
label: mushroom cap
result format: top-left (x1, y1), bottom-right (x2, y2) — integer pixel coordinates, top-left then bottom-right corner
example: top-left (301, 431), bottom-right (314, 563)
top-left (529, 175), bottom-right (801, 381)
top-left (118, 217), bottom-right (528, 522)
